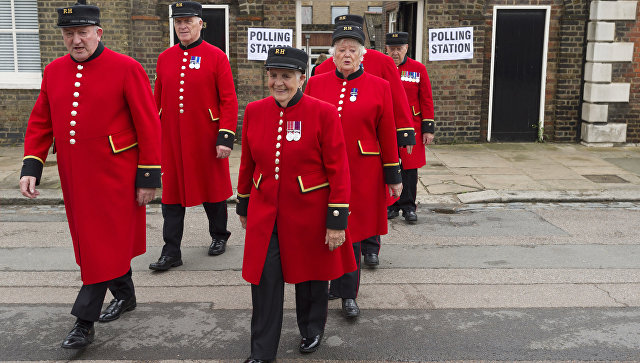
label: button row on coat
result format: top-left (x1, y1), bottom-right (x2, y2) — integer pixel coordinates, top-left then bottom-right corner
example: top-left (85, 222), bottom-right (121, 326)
top-left (274, 111), bottom-right (284, 180)
top-left (70, 64), bottom-right (84, 145)
top-left (337, 81), bottom-right (347, 118)
top-left (179, 52), bottom-right (188, 114)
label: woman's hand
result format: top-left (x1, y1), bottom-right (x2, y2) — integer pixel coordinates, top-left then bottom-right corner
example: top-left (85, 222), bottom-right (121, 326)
top-left (389, 183), bottom-right (403, 198)
top-left (325, 228), bottom-right (345, 251)
top-left (239, 215), bottom-right (247, 229)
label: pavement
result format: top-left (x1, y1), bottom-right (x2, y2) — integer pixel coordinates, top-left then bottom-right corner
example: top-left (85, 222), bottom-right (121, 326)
top-left (2, 142), bottom-right (640, 205)
top-left (3, 143), bottom-right (640, 361)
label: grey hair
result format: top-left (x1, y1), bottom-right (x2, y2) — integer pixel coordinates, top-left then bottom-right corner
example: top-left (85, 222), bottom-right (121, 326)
top-left (328, 38), bottom-right (367, 63)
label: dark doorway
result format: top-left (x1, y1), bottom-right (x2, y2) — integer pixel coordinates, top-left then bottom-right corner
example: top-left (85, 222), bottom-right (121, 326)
top-left (397, 2), bottom-right (418, 59)
top-left (490, 9), bottom-right (546, 142)
top-left (172, 7), bottom-right (227, 54)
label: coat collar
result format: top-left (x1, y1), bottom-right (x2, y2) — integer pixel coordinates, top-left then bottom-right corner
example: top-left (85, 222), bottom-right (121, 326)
top-left (335, 66), bottom-right (364, 80)
top-left (273, 89), bottom-right (303, 109)
top-left (71, 41), bottom-right (104, 63)
top-left (179, 37), bottom-right (203, 50)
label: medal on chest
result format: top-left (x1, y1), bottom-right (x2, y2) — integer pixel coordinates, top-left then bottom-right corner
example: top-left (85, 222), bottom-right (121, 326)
top-left (401, 71), bottom-right (420, 83)
top-left (189, 56), bottom-right (201, 69)
top-left (350, 88), bottom-right (358, 102)
top-left (286, 121), bottom-right (301, 141)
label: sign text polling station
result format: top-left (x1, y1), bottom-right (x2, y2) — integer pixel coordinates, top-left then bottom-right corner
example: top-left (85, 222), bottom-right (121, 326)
top-left (247, 28), bottom-right (293, 61)
top-left (428, 27), bottom-right (473, 61)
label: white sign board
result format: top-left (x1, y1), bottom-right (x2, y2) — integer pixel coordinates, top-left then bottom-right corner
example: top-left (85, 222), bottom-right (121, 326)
top-left (247, 28), bottom-right (293, 61)
top-left (428, 27), bottom-right (473, 61)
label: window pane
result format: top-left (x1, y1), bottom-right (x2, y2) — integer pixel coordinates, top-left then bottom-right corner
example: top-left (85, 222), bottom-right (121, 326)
top-left (301, 6), bottom-right (312, 25)
top-left (0, 0), bottom-right (11, 30)
top-left (0, 33), bottom-right (14, 71)
top-left (16, 33), bottom-right (40, 72)
top-left (15, 0), bottom-right (38, 29)
top-left (368, 6), bottom-right (382, 13)
top-left (331, 6), bottom-right (349, 24)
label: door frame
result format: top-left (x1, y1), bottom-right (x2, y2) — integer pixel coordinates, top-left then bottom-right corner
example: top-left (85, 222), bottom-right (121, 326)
top-left (294, 0), bottom-right (424, 63)
top-left (169, 4), bottom-right (230, 57)
top-left (487, 5), bottom-right (550, 142)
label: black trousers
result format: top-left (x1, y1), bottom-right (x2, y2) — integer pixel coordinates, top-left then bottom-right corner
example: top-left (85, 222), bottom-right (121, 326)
top-left (250, 226), bottom-right (328, 360)
top-left (361, 235), bottom-right (381, 255)
top-left (161, 201), bottom-right (231, 258)
top-left (329, 240), bottom-right (362, 299)
top-left (70, 268), bottom-right (134, 322)
top-left (390, 167), bottom-right (418, 213)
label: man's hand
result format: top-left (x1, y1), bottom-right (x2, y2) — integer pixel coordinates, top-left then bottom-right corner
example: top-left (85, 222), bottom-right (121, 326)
top-left (136, 187), bottom-right (156, 206)
top-left (389, 183), bottom-right (403, 198)
top-left (423, 133), bottom-right (434, 145)
top-left (239, 215), bottom-right (247, 229)
top-left (325, 228), bottom-right (346, 251)
top-left (216, 145), bottom-right (232, 159)
top-left (19, 176), bottom-right (39, 199)
top-left (403, 144), bottom-right (413, 154)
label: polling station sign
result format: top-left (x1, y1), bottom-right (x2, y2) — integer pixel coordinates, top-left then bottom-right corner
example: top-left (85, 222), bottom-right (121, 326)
top-left (428, 27), bottom-right (473, 61)
top-left (247, 28), bottom-right (293, 61)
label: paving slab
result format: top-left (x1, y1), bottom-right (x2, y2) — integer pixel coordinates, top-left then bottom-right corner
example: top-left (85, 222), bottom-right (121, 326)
top-left (2, 305), bottom-right (640, 361)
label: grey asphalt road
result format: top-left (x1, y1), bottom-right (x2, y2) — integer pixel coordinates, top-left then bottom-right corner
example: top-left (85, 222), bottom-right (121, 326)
top-left (2, 202), bottom-right (640, 361)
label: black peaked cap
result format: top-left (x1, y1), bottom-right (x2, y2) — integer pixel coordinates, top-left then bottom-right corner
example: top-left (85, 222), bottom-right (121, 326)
top-left (170, 1), bottom-right (202, 18)
top-left (57, 1), bottom-right (100, 28)
top-left (265, 46), bottom-right (308, 73)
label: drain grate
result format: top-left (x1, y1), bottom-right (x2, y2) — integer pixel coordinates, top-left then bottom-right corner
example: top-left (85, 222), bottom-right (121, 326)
top-left (582, 174), bottom-right (629, 183)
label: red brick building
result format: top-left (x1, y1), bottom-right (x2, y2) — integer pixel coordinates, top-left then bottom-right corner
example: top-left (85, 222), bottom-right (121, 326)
top-left (1, 0), bottom-right (638, 145)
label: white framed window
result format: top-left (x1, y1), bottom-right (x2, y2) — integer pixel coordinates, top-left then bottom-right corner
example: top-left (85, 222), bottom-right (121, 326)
top-left (368, 6), bottom-right (383, 13)
top-left (301, 6), bottom-right (312, 24)
top-left (388, 11), bottom-right (397, 32)
top-left (331, 6), bottom-right (349, 24)
top-left (0, 0), bottom-right (42, 89)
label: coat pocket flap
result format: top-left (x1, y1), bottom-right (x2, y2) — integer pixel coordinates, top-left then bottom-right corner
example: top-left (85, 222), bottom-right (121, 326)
top-left (412, 105), bottom-right (421, 116)
top-left (357, 139), bottom-right (381, 155)
top-left (108, 128), bottom-right (138, 154)
top-left (208, 108), bottom-right (220, 122)
top-left (298, 171), bottom-right (329, 193)
top-left (252, 170), bottom-right (263, 189)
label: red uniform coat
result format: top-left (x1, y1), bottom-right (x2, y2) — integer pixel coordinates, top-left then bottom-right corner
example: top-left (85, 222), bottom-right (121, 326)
top-left (312, 49), bottom-right (415, 146)
top-left (398, 56), bottom-right (435, 170)
top-left (155, 39), bottom-right (238, 206)
top-left (237, 93), bottom-right (356, 285)
top-left (305, 69), bottom-right (401, 243)
top-left (22, 46), bottom-right (161, 284)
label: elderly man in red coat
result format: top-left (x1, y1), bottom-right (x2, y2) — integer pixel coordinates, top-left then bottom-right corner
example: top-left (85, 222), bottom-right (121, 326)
top-left (19, 1), bottom-right (161, 349)
top-left (311, 14), bottom-right (415, 268)
top-left (149, 1), bottom-right (239, 271)
top-left (385, 32), bottom-right (436, 223)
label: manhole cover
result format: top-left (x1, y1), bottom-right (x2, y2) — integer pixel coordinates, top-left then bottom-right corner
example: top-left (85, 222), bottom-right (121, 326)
top-left (582, 174), bottom-right (629, 183)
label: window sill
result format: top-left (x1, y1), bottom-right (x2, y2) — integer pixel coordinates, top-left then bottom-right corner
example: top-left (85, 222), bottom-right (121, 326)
top-left (0, 72), bottom-right (42, 90)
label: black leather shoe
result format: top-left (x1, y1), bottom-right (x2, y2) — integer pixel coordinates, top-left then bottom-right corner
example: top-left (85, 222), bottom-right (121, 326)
top-left (149, 255), bottom-right (183, 271)
top-left (403, 210), bottom-right (418, 224)
top-left (342, 298), bottom-right (360, 318)
top-left (299, 333), bottom-right (323, 353)
top-left (61, 323), bottom-right (94, 349)
top-left (387, 208), bottom-right (399, 219)
top-left (243, 359), bottom-right (272, 363)
top-left (363, 253), bottom-right (379, 267)
top-left (328, 292), bottom-right (339, 300)
top-left (98, 297), bottom-right (136, 322)
top-left (208, 238), bottom-right (227, 256)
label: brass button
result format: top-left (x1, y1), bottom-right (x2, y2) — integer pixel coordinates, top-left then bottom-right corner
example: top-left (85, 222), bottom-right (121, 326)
top-left (404, 132), bottom-right (409, 137)
top-left (333, 210), bottom-right (339, 216)
top-left (275, 174), bottom-right (279, 180)
top-left (224, 134), bottom-right (229, 138)
top-left (144, 172), bottom-right (150, 177)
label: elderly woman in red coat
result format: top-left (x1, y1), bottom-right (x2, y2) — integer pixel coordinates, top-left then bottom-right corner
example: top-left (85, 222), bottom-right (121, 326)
top-left (236, 46), bottom-right (355, 363)
top-left (305, 25), bottom-right (403, 319)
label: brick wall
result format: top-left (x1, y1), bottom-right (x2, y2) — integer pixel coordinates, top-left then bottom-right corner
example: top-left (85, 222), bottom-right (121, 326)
top-left (424, 0), bottom-right (589, 143)
top-left (608, 5), bottom-right (640, 143)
